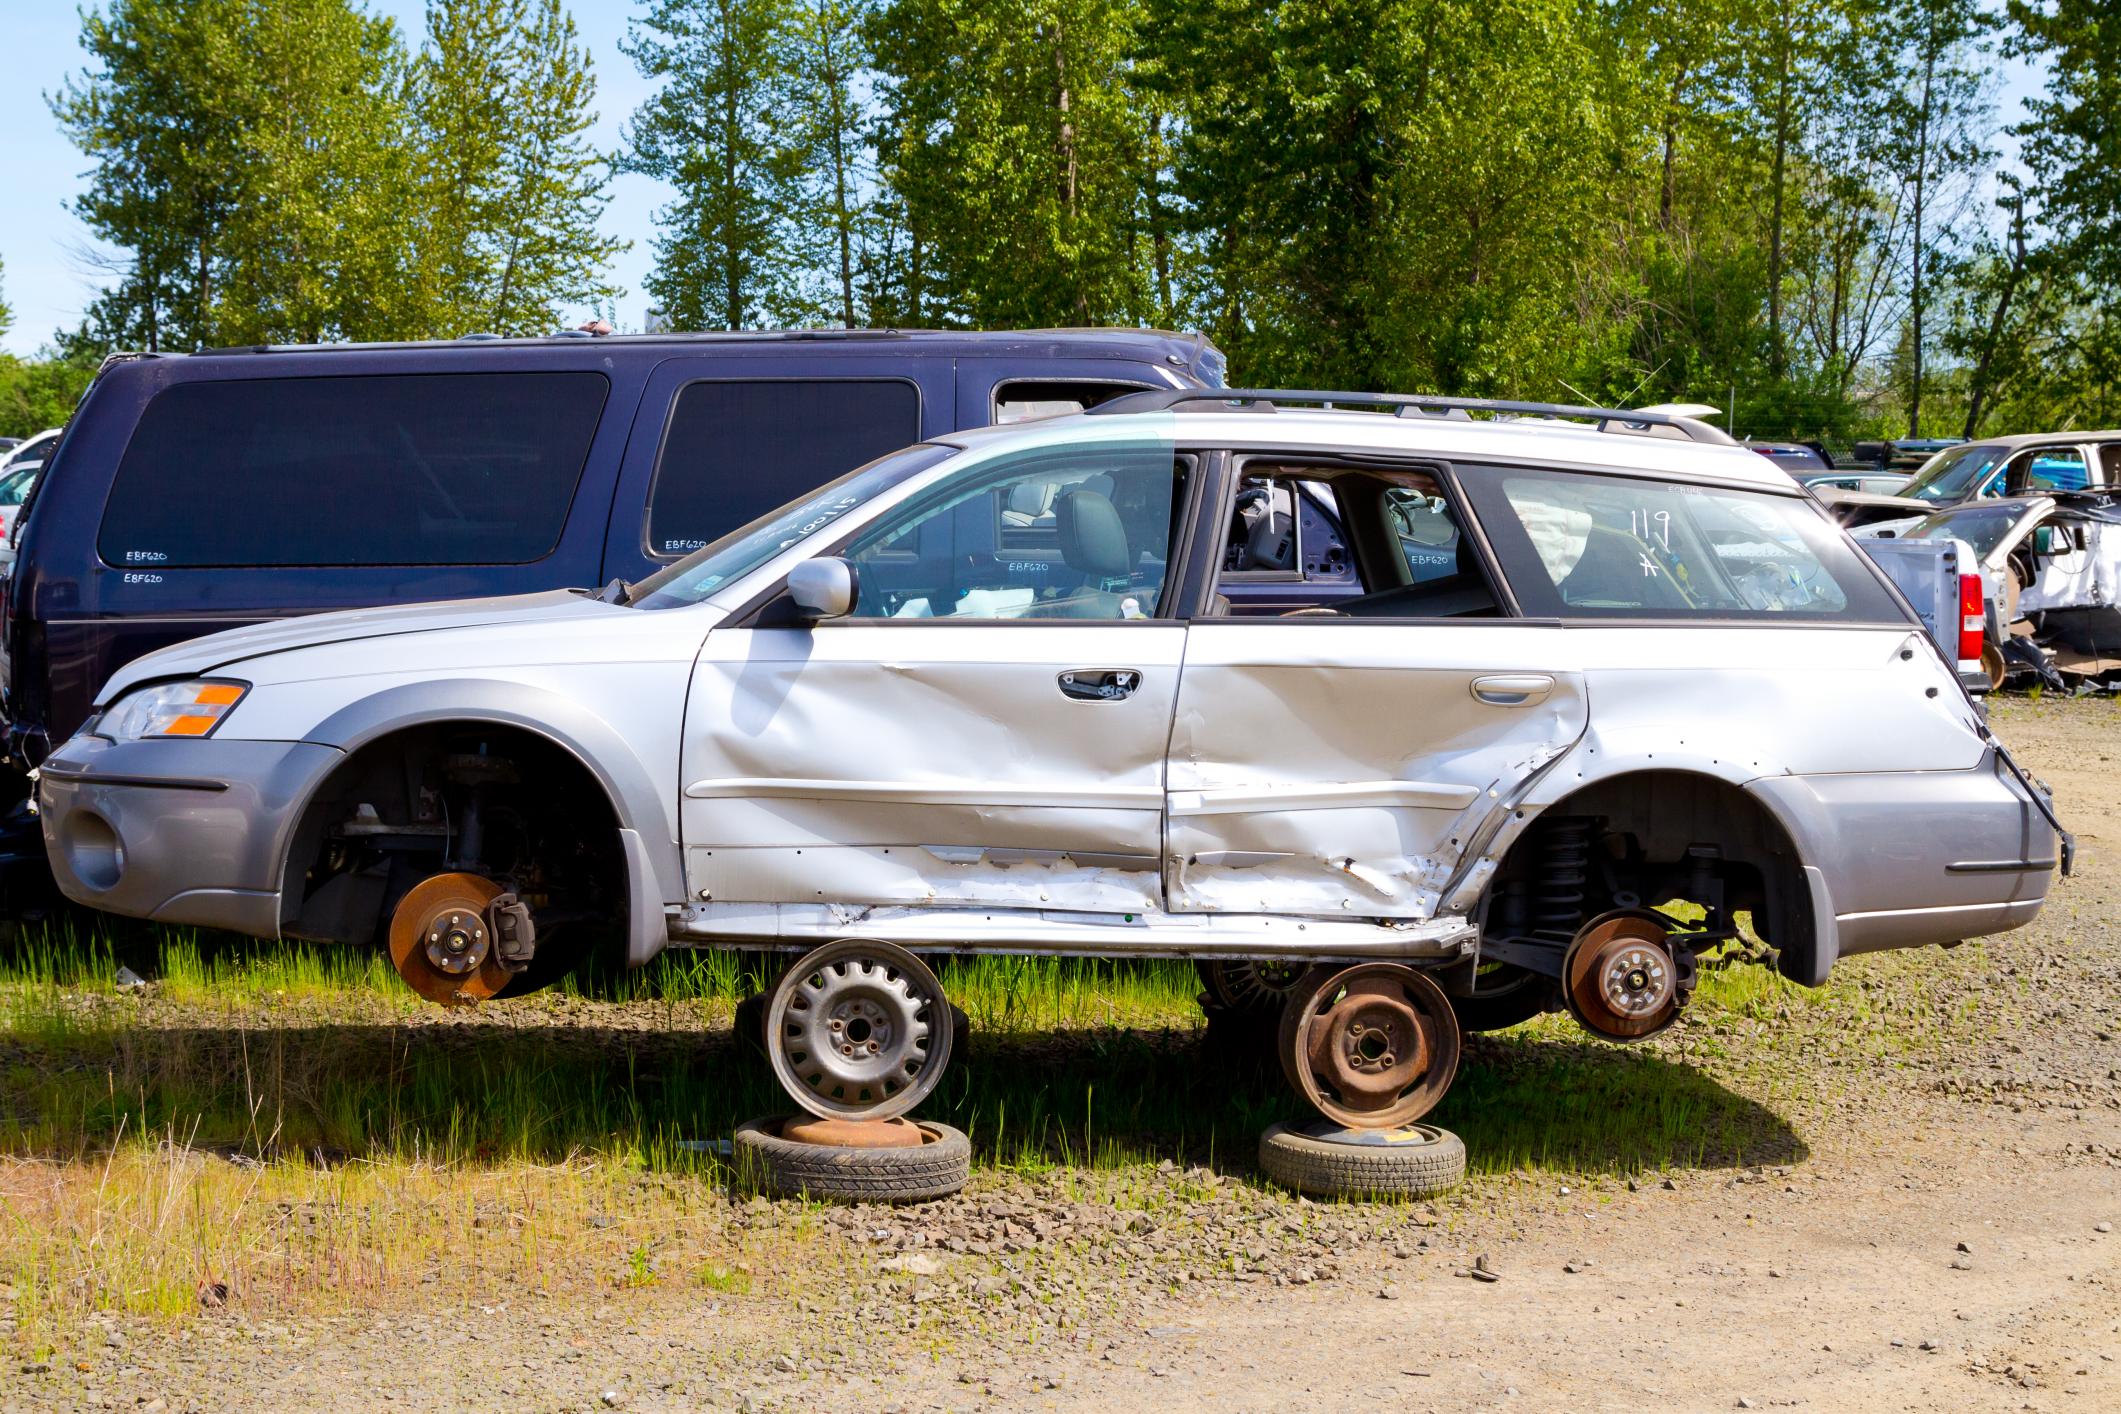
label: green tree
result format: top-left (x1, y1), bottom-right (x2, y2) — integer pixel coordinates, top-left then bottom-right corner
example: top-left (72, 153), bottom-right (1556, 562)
top-left (622, 0), bottom-right (797, 329)
top-left (411, 0), bottom-right (626, 335)
top-left (778, 0), bottom-right (875, 325)
top-left (871, 0), bottom-right (1158, 329)
top-left (52, 0), bottom-right (420, 348)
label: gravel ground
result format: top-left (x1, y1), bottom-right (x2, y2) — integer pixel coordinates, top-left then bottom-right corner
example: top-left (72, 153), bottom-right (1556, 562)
top-left (5, 697), bottom-right (2120, 1412)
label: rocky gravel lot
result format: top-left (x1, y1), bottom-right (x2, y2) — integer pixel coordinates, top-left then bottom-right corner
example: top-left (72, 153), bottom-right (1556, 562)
top-left (5, 697), bottom-right (2120, 1411)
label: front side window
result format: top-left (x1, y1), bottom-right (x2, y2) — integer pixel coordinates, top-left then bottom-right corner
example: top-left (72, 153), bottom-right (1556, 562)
top-left (646, 380), bottom-right (921, 558)
top-left (99, 372), bottom-right (609, 568)
top-left (843, 439), bottom-right (1185, 620)
top-left (1462, 466), bottom-right (1903, 621)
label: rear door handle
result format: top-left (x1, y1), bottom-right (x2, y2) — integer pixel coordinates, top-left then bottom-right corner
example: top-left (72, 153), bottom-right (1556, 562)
top-left (1059, 669), bottom-right (1142, 702)
top-left (1471, 673), bottom-right (1554, 707)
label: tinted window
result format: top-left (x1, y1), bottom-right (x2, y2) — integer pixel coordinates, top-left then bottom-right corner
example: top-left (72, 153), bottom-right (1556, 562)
top-left (1462, 466), bottom-right (1903, 621)
top-left (646, 380), bottom-right (921, 558)
top-left (99, 373), bottom-right (608, 568)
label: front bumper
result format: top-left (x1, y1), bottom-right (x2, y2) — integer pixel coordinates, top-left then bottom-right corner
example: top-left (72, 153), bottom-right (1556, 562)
top-left (37, 734), bottom-right (344, 936)
top-left (1747, 750), bottom-right (2054, 984)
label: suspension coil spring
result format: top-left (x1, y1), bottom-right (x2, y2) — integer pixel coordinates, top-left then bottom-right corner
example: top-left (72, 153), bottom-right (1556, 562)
top-left (1532, 816), bottom-right (1594, 940)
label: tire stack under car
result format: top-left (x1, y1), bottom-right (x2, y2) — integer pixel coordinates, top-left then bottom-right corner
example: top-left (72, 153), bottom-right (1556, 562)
top-left (725, 948), bottom-right (1477, 1205)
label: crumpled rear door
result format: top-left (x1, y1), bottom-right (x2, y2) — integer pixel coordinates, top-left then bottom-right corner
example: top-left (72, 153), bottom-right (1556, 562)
top-left (1165, 622), bottom-right (1587, 917)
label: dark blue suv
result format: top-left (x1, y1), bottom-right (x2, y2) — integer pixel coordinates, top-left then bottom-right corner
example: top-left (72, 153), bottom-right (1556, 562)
top-left (0, 328), bottom-right (1222, 893)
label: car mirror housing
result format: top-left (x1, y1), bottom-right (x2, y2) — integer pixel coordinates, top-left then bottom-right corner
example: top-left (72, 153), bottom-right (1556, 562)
top-left (786, 556), bottom-right (859, 622)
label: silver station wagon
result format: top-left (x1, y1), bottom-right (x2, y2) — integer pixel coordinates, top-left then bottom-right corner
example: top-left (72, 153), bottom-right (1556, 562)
top-left (37, 391), bottom-right (2066, 1132)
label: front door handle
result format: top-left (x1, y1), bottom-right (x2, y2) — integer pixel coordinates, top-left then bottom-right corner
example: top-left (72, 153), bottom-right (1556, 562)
top-left (1471, 673), bottom-right (1554, 707)
top-left (1059, 669), bottom-right (1142, 702)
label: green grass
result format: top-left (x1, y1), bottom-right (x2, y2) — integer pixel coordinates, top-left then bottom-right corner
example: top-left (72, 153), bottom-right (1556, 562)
top-left (0, 922), bottom-right (1811, 1183)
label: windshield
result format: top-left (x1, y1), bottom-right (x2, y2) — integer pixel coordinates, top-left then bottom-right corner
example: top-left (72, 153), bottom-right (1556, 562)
top-left (628, 443), bottom-right (959, 610)
top-left (1903, 443), bottom-right (2005, 503)
top-left (1899, 502), bottom-right (2038, 561)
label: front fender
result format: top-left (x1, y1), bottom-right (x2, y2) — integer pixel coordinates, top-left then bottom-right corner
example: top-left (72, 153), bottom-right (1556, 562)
top-left (301, 678), bottom-right (683, 962)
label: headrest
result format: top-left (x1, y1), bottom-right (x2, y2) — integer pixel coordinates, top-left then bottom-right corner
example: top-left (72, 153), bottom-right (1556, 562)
top-left (1055, 489), bottom-right (1133, 580)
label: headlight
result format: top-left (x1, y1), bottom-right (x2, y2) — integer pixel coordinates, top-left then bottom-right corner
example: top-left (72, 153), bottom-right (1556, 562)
top-left (96, 680), bottom-right (249, 741)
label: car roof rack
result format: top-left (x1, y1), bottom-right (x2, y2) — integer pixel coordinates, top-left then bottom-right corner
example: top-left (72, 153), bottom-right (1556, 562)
top-left (1084, 388), bottom-right (1736, 446)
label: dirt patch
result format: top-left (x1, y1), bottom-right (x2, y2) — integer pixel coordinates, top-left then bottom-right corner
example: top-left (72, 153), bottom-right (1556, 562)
top-left (4, 699), bottom-right (2120, 1411)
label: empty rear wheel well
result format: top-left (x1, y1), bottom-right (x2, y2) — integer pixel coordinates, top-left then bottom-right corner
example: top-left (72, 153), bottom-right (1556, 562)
top-left (280, 722), bottom-right (624, 955)
top-left (1489, 770), bottom-right (1819, 982)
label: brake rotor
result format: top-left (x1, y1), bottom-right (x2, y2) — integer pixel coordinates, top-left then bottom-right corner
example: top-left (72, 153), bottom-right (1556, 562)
top-left (1562, 911), bottom-right (1680, 1041)
top-left (387, 871), bottom-right (510, 1006)
top-left (1278, 963), bottom-right (1462, 1129)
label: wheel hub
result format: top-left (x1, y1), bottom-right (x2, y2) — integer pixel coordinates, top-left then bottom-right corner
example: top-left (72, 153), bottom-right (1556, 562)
top-left (424, 910), bottom-right (490, 976)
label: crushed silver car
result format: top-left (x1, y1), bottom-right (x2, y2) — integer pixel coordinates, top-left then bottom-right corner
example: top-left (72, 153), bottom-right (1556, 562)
top-left (37, 391), bottom-right (2067, 1129)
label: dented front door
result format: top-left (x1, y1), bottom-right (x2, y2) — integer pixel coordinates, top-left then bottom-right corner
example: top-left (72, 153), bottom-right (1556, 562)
top-left (1165, 623), bottom-right (1588, 917)
top-left (684, 623), bottom-right (1186, 913)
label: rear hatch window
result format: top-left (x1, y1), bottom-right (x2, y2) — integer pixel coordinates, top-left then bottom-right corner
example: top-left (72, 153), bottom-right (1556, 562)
top-left (1460, 465), bottom-right (1905, 621)
top-left (98, 371), bottom-right (609, 568)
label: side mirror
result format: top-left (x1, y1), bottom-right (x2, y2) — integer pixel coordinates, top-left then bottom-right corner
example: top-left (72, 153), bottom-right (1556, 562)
top-left (786, 556), bottom-right (858, 621)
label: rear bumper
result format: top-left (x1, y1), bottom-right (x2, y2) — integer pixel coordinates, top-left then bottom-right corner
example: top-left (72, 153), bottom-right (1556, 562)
top-left (36, 734), bottom-right (343, 935)
top-left (1747, 752), bottom-right (2054, 984)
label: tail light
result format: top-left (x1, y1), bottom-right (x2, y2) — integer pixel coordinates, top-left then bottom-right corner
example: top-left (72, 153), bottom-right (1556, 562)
top-left (1959, 573), bottom-right (1984, 663)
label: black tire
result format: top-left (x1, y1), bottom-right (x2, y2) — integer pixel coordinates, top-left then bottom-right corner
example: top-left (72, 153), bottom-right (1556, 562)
top-left (1257, 1120), bottom-right (1466, 1199)
top-left (733, 1116), bottom-right (971, 1203)
top-left (1450, 962), bottom-right (1559, 1033)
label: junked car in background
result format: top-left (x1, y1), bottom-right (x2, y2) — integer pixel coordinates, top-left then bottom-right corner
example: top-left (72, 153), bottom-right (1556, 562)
top-left (1824, 431), bottom-right (2121, 530)
top-left (0, 460), bottom-right (40, 542)
top-left (1866, 490), bottom-right (2121, 690)
top-left (37, 391), bottom-right (2065, 1149)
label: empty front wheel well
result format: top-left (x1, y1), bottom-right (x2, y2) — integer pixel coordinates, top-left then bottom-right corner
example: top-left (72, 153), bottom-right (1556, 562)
top-left (280, 721), bottom-right (625, 957)
top-left (1489, 770), bottom-right (1820, 983)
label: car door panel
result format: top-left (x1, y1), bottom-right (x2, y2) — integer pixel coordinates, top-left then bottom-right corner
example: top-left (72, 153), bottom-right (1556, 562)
top-left (683, 622), bottom-right (1185, 912)
top-left (1166, 622), bottom-right (1587, 917)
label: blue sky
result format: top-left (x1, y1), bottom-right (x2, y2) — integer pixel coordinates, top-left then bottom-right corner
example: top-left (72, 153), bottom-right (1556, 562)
top-left (0, 1), bottom-right (2049, 359)
top-left (0, 0), bottom-right (669, 355)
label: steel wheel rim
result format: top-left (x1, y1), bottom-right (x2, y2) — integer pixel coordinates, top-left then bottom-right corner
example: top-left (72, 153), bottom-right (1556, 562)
top-left (766, 939), bottom-right (951, 1120)
top-left (1200, 958), bottom-right (1308, 1013)
top-left (1281, 963), bottom-right (1461, 1129)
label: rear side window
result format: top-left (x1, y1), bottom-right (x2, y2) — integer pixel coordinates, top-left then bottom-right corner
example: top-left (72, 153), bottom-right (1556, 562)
top-left (99, 372), bottom-right (608, 568)
top-left (647, 380), bottom-right (921, 558)
top-left (1460, 465), bottom-right (1904, 621)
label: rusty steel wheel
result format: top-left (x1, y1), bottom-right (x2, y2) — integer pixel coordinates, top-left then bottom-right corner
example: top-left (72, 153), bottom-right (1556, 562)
top-left (1561, 910), bottom-right (1681, 1041)
top-left (387, 871), bottom-right (510, 1006)
top-left (1277, 963), bottom-right (1462, 1129)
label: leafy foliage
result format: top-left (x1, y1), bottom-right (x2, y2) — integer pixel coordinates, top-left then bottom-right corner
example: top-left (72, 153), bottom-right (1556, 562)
top-left (22, 0), bottom-right (2121, 443)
